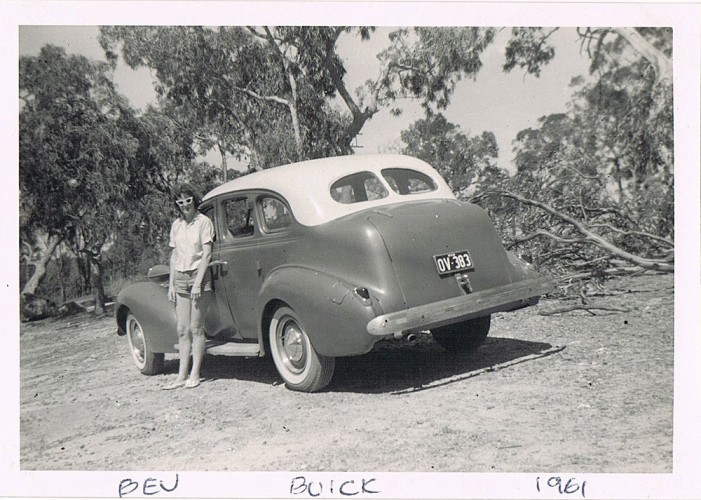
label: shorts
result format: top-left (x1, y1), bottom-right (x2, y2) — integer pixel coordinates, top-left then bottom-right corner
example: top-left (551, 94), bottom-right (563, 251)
top-left (174, 269), bottom-right (213, 295)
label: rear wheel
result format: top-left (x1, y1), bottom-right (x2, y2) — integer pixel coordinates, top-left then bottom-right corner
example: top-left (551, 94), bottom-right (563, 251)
top-left (126, 312), bottom-right (164, 375)
top-left (432, 315), bottom-right (491, 353)
top-left (269, 306), bottom-right (335, 392)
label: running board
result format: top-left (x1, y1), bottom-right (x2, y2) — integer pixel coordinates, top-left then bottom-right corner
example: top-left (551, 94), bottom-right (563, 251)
top-left (174, 340), bottom-right (260, 357)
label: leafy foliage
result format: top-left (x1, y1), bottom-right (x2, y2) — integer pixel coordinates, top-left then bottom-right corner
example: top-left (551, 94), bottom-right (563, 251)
top-left (478, 28), bottom-right (674, 285)
top-left (100, 26), bottom-right (507, 165)
top-left (20, 27), bottom-right (674, 308)
top-left (503, 28), bottom-right (557, 77)
top-left (400, 113), bottom-right (505, 193)
top-left (379, 28), bottom-right (497, 110)
top-left (99, 26), bottom-right (353, 167)
top-left (19, 45), bottom-right (213, 309)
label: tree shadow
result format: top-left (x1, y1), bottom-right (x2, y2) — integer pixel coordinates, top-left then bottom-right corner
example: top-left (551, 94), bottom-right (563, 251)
top-left (162, 336), bottom-right (559, 394)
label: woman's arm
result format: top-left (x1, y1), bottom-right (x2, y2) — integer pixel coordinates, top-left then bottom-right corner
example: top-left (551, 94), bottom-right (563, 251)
top-left (190, 242), bottom-right (213, 301)
top-left (168, 249), bottom-right (177, 302)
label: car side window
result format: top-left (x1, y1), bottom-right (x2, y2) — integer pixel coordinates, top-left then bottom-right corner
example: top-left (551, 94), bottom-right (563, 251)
top-left (330, 171), bottom-right (389, 204)
top-left (223, 197), bottom-right (254, 238)
top-left (260, 197), bottom-right (292, 232)
top-left (381, 168), bottom-right (437, 195)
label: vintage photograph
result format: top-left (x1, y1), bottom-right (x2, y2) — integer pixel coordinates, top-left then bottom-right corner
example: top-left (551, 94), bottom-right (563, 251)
top-left (8, 3), bottom-right (699, 499)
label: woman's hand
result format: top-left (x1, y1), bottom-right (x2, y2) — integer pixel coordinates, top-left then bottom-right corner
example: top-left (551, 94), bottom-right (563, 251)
top-left (168, 284), bottom-right (176, 303)
top-left (190, 284), bottom-right (202, 301)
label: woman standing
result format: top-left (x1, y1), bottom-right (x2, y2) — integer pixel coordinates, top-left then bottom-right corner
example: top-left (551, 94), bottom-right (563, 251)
top-left (163, 184), bottom-right (215, 390)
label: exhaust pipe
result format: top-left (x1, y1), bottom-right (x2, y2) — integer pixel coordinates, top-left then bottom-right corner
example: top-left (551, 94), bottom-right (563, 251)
top-left (392, 332), bottom-right (420, 342)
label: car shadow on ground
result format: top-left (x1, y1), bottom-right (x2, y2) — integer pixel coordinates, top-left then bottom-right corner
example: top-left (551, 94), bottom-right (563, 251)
top-left (329, 336), bottom-right (560, 394)
top-left (161, 354), bottom-right (282, 387)
top-left (163, 336), bottom-right (560, 394)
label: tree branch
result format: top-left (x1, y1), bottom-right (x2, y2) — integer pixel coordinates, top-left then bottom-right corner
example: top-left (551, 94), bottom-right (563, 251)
top-left (539, 304), bottom-right (630, 316)
top-left (588, 223), bottom-right (674, 247)
top-left (323, 30), bottom-right (378, 147)
top-left (231, 85), bottom-right (290, 106)
top-left (612, 27), bottom-right (672, 84)
top-left (482, 191), bottom-right (674, 272)
top-left (507, 229), bottom-right (587, 249)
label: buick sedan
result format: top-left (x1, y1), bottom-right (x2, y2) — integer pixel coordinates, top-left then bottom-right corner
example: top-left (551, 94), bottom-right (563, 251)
top-left (116, 154), bottom-right (553, 392)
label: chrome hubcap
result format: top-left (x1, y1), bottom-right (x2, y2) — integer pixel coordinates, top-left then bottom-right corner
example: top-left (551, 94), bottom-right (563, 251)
top-left (279, 318), bottom-right (307, 374)
top-left (128, 319), bottom-right (146, 364)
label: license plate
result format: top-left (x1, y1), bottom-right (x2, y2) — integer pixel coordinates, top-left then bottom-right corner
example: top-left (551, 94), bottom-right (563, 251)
top-left (434, 250), bottom-right (474, 276)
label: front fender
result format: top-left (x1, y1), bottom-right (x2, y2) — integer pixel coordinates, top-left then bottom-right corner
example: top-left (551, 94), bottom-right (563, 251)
top-left (115, 281), bottom-right (178, 354)
top-left (258, 266), bottom-right (383, 357)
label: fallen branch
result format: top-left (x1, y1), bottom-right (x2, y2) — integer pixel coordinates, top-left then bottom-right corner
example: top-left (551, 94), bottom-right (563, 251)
top-left (559, 265), bottom-right (649, 282)
top-left (481, 191), bottom-right (674, 273)
top-left (539, 304), bottom-right (630, 316)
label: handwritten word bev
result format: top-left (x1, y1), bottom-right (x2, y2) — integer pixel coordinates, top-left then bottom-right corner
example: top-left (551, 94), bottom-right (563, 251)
top-left (118, 474), bottom-right (179, 497)
top-left (290, 476), bottom-right (380, 497)
top-left (536, 476), bottom-right (587, 498)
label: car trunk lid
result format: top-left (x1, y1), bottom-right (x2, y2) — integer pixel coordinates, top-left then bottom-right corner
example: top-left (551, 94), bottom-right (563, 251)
top-left (367, 200), bottom-right (513, 309)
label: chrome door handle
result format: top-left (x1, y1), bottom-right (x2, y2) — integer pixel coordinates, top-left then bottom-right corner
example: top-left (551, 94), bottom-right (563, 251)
top-left (209, 260), bottom-right (229, 271)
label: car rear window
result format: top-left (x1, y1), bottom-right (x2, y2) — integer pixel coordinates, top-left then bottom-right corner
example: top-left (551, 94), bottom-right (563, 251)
top-left (330, 171), bottom-right (389, 204)
top-left (381, 168), bottom-right (437, 195)
top-left (260, 197), bottom-right (292, 232)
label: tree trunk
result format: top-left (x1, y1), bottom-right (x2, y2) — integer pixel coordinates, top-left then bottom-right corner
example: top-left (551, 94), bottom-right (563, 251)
top-left (285, 72), bottom-right (305, 160)
top-left (21, 235), bottom-right (62, 296)
top-left (219, 144), bottom-right (228, 183)
top-left (90, 255), bottom-right (107, 315)
top-left (77, 253), bottom-right (91, 296)
top-left (613, 28), bottom-right (672, 84)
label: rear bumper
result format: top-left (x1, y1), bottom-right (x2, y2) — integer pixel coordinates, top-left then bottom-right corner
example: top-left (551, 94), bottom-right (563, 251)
top-left (366, 277), bottom-right (555, 336)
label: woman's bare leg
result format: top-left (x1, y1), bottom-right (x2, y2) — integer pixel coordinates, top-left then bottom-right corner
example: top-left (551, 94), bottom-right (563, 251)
top-left (188, 293), bottom-right (210, 382)
top-left (175, 293), bottom-right (193, 382)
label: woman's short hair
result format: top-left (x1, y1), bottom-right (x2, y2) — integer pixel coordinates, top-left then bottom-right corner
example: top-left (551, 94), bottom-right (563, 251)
top-left (172, 183), bottom-right (203, 212)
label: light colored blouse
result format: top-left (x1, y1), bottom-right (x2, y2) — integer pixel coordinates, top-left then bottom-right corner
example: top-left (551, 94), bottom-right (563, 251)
top-left (169, 213), bottom-right (215, 272)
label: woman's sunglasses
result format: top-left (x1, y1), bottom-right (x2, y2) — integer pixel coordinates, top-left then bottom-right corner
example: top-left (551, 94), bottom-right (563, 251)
top-left (176, 197), bottom-right (194, 207)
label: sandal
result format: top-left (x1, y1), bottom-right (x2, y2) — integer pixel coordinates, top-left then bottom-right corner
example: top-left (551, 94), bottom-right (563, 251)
top-left (185, 378), bottom-right (201, 389)
top-left (162, 380), bottom-right (186, 390)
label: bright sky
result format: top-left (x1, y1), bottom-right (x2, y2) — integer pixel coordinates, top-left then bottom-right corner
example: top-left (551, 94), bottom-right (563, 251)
top-left (19, 25), bottom-right (591, 172)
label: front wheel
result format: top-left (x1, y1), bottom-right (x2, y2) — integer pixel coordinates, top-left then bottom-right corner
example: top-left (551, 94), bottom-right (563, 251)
top-left (269, 306), bottom-right (335, 392)
top-left (126, 312), bottom-right (164, 375)
top-left (431, 315), bottom-right (491, 353)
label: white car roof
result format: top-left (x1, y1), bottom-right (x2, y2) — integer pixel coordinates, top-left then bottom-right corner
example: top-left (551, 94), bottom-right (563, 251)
top-left (203, 154), bottom-right (457, 226)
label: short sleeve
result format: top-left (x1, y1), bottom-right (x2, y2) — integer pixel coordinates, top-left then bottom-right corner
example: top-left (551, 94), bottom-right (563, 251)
top-left (200, 215), bottom-right (215, 245)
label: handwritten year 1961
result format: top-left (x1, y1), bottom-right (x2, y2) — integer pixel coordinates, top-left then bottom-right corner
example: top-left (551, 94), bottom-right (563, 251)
top-left (536, 476), bottom-right (587, 498)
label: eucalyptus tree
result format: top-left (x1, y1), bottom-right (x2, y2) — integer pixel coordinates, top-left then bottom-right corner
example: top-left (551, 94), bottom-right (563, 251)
top-left (481, 27), bottom-right (674, 281)
top-left (99, 26), bottom-right (505, 167)
top-left (104, 104), bottom-right (220, 281)
top-left (19, 45), bottom-right (171, 312)
top-left (399, 113), bottom-right (503, 194)
top-left (99, 26), bottom-right (348, 169)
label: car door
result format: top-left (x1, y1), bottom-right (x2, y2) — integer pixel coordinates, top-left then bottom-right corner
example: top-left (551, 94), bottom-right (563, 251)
top-left (255, 194), bottom-right (297, 274)
top-left (195, 203), bottom-right (233, 339)
top-left (209, 193), bottom-right (262, 340)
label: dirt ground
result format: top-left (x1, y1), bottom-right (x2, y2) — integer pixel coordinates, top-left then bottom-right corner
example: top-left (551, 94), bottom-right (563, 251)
top-left (19, 273), bottom-right (673, 473)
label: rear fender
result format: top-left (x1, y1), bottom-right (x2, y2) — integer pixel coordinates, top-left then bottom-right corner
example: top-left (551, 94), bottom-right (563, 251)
top-left (115, 282), bottom-right (177, 354)
top-left (506, 251), bottom-right (541, 281)
top-left (258, 266), bottom-right (383, 357)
